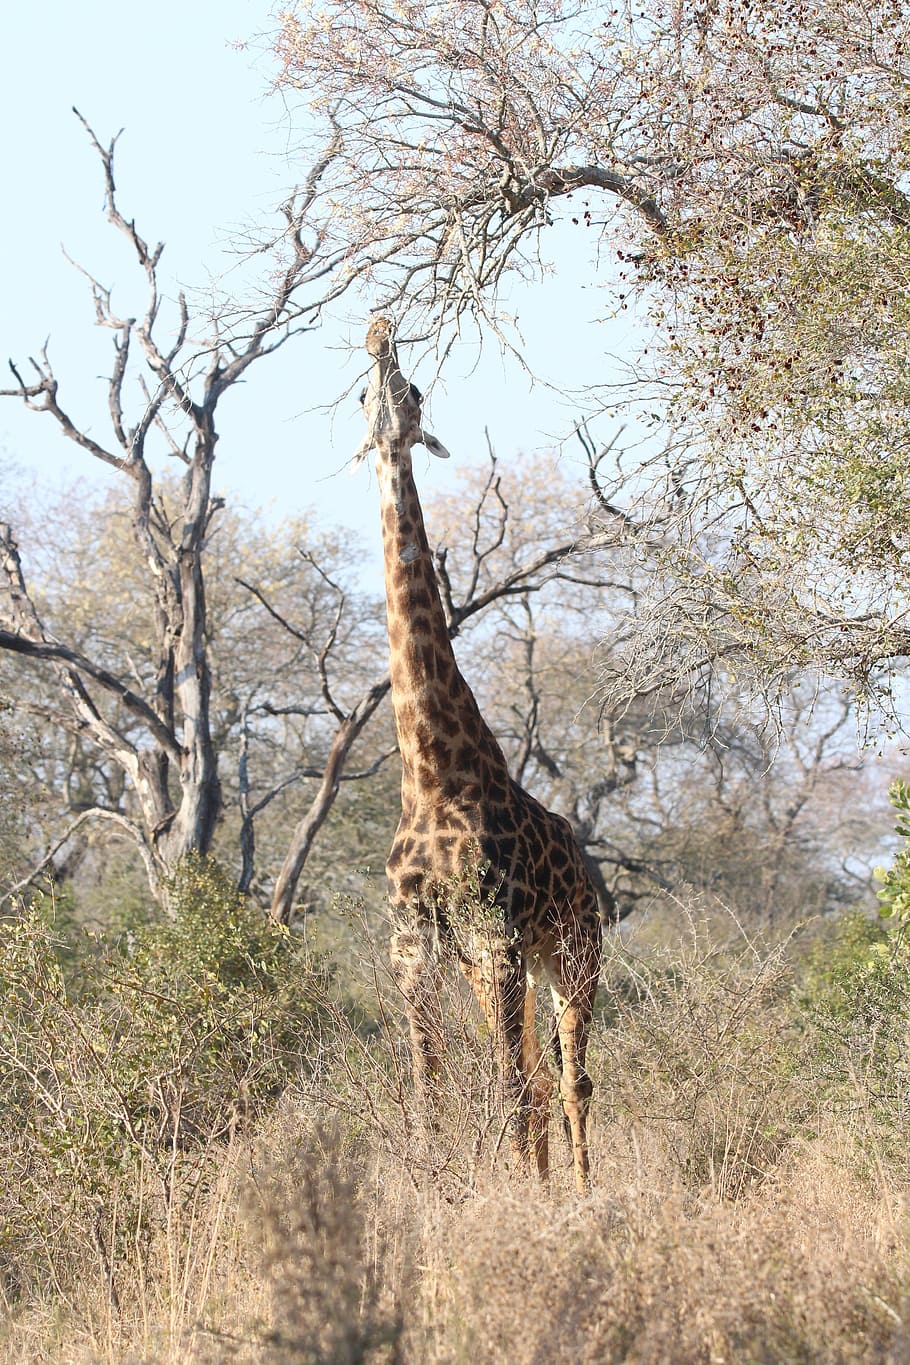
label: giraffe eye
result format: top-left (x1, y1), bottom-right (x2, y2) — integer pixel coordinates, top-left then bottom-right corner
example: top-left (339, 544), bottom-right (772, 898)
top-left (358, 387), bottom-right (367, 406)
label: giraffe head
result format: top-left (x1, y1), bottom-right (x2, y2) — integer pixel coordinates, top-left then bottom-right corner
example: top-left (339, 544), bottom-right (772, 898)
top-left (365, 315), bottom-right (395, 360)
top-left (353, 316), bottom-right (450, 467)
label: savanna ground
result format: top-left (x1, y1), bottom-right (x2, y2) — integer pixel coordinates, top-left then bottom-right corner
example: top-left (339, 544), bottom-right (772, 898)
top-left (2, 858), bottom-right (909, 1364)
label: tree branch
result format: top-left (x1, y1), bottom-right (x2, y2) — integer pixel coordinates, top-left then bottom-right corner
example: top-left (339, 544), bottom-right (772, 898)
top-left (0, 630), bottom-right (181, 762)
top-left (1, 806), bottom-right (158, 908)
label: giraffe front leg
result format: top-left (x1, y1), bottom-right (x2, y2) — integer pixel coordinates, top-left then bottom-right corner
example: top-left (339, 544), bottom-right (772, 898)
top-left (389, 912), bottom-right (445, 1156)
top-left (461, 948), bottom-right (540, 1179)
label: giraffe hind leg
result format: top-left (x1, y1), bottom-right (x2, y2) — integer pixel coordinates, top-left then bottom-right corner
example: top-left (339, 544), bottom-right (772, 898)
top-left (553, 994), bottom-right (594, 1193)
top-left (522, 975), bottom-right (553, 1181)
top-left (547, 937), bottom-right (600, 1194)
top-left (549, 1019), bottom-right (573, 1152)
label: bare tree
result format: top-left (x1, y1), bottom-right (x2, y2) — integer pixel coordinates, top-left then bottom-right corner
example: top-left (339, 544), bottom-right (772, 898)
top-left (3, 85), bottom-right (891, 921)
top-left (267, 446), bottom-right (633, 922)
top-left (421, 451), bottom-right (881, 922)
top-left (0, 113), bottom-right (336, 905)
top-left (0, 118), bottom-right (636, 919)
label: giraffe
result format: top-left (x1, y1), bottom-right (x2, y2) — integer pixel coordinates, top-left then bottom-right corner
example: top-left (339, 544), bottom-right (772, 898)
top-left (359, 316), bottom-right (603, 1193)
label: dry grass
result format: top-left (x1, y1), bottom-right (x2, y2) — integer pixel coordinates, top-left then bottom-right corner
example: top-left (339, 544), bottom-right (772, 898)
top-left (2, 908), bottom-right (909, 1364)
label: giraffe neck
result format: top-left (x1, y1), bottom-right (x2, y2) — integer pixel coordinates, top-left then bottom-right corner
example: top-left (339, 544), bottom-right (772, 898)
top-left (377, 446), bottom-right (507, 804)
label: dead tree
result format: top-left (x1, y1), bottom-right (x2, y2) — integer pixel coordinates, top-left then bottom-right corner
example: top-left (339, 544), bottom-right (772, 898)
top-left (0, 113), bottom-right (336, 906)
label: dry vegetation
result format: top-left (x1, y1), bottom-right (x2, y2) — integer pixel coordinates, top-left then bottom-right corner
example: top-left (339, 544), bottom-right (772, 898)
top-left (2, 871), bottom-right (909, 1365)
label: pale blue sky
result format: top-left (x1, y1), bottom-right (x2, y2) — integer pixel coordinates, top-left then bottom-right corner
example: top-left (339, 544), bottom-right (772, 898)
top-left (0, 2), bottom-right (641, 555)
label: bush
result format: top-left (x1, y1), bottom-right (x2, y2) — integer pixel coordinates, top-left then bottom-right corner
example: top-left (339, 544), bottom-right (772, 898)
top-left (250, 1125), bottom-right (404, 1364)
top-left (799, 922), bottom-right (910, 1181)
top-left (2, 889), bottom-right (909, 1362)
top-left (793, 782), bottom-right (910, 1182)
top-left (0, 855), bottom-right (326, 1301)
top-left (596, 914), bottom-right (808, 1198)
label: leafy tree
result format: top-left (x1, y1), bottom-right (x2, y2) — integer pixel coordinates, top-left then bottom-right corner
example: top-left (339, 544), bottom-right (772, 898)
top-left (617, 173), bottom-right (910, 712)
top-left (272, 0), bottom-right (910, 716)
top-left (272, 1), bottom-right (907, 322)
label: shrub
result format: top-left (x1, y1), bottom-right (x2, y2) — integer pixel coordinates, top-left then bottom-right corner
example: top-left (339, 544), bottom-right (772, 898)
top-left (0, 855), bottom-right (326, 1302)
top-left (876, 779), bottom-right (910, 932)
top-left (798, 868), bottom-right (910, 1176)
top-left (792, 781), bottom-right (910, 1183)
top-left (595, 912), bottom-right (809, 1198)
top-left (1, 893), bottom-right (908, 1363)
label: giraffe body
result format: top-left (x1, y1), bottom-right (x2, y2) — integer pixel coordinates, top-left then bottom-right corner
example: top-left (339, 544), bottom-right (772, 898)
top-left (363, 317), bottom-right (601, 1191)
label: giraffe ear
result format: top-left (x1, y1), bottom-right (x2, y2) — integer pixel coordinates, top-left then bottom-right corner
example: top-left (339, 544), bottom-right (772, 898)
top-left (419, 430), bottom-right (450, 459)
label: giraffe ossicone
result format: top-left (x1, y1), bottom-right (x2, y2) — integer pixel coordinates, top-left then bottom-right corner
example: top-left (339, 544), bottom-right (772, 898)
top-left (365, 315), bottom-right (603, 1193)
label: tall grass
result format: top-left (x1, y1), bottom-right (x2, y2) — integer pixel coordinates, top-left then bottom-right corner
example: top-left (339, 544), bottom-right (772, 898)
top-left (2, 886), bottom-right (909, 1362)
